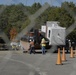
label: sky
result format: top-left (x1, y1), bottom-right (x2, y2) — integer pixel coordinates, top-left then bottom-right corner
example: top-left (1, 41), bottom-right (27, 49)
top-left (0, 0), bottom-right (76, 6)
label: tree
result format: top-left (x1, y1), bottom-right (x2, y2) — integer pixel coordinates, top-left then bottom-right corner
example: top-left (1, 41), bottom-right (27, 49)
top-left (0, 2), bottom-right (76, 41)
top-left (31, 3), bottom-right (42, 14)
top-left (9, 27), bottom-right (17, 40)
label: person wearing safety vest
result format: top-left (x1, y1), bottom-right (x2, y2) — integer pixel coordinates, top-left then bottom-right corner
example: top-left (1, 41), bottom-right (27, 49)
top-left (41, 38), bottom-right (46, 54)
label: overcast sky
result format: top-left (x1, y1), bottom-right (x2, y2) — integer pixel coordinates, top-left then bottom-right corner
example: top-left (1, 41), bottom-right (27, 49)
top-left (0, 0), bottom-right (76, 6)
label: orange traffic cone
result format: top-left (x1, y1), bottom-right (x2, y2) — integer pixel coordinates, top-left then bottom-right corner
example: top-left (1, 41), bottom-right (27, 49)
top-left (62, 47), bottom-right (66, 61)
top-left (70, 47), bottom-right (74, 58)
top-left (56, 48), bottom-right (63, 65)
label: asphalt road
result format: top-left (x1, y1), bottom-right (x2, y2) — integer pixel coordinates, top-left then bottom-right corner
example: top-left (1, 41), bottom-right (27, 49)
top-left (0, 50), bottom-right (76, 75)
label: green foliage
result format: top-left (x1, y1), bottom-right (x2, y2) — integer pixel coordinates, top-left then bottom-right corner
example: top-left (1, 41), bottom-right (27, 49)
top-left (67, 29), bottom-right (76, 41)
top-left (0, 2), bottom-right (76, 40)
top-left (0, 4), bottom-right (28, 34)
top-left (31, 3), bottom-right (42, 14)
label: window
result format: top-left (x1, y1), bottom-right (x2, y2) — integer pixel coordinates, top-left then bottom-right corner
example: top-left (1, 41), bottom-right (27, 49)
top-left (48, 30), bottom-right (51, 38)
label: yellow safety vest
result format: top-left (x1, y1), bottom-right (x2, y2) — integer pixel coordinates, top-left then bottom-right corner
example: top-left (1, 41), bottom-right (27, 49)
top-left (41, 39), bottom-right (46, 46)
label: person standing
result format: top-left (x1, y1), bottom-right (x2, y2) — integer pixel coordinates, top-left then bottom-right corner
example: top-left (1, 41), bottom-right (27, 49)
top-left (30, 40), bottom-right (35, 54)
top-left (41, 38), bottom-right (46, 54)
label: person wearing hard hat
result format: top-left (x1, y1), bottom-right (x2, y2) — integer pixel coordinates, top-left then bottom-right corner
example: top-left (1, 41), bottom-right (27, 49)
top-left (41, 38), bottom-right (46, 54)
top-left (29, 39), bottom-right (35, 54)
